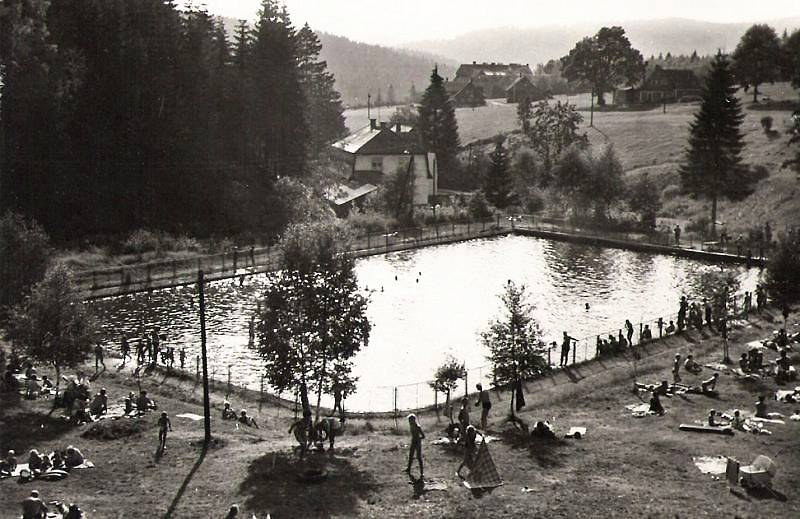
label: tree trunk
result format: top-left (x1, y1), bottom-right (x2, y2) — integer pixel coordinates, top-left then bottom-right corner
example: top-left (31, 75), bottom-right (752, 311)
top-left (596, 90), bottom-right (606, 106)
top-left (753, 85), bottom-right (759, 103)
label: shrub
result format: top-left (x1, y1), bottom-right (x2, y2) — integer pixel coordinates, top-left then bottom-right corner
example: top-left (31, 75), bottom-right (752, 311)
top-left (122, 229), bottom-right (160, 255)
top-left (0, 212), bottom-right (52, 317)
top-left (765, 237), bottom-right (800, 307)
top-left (468, 191), bottom-right (495, 220)
top-left (346, 210), bottom-right (394, 235)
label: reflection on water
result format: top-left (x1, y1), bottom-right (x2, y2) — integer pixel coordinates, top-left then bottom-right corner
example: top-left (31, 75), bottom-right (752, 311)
top-left (88, 235), bottom-right (759, 411)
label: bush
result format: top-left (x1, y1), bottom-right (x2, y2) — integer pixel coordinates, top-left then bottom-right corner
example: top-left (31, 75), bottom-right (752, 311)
top-left (468, 192), bottom-right (495, 220)
top-left (346, 210), bottom-right (395, 235)
top-left (765, 238), bottom-right (800, 307)
top-left (686, 216), bottom-right (710, 235)
top-left (523, 190), bottom-right (545, 213)
top-left (661, 184), bottom-right (681, 200)
top-left (122, 229), bottom-right (161, 255)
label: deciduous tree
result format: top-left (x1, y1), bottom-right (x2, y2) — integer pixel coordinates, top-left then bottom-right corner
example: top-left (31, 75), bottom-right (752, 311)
top-left (0, 212), bottom-right (52, 317)
top-left (732, 24), bottom-right (781, 103)
top-left (429, 357), bottom-right (466, 422)
top-left (482, 281), bottom-right (548, 415)
top-left (560, 26), bottom-right (645, 105)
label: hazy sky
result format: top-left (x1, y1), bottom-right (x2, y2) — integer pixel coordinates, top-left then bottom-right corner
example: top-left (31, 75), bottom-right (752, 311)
top-left (195, 0), bottom-right (800, 45)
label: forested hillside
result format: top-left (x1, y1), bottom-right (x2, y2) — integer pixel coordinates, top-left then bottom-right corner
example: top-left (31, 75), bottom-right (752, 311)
top-left (1, 0), bottom-right (344, 241)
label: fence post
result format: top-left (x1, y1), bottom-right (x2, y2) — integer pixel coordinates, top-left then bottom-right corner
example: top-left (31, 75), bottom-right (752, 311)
top-left (222, 252), bottom-right (226, 272)
top-left (367, 233), bottom-right (371, 249)
top-left (394, 387), bottom-right (398, 429)
top-left (197, 258), bottom-right (201, 274)
top-left (196, 355), bottom-right (200, 380)
top-left (572, 342), bottom-right (576, 364)
top-left (233, 248), bottom-right (238, 273)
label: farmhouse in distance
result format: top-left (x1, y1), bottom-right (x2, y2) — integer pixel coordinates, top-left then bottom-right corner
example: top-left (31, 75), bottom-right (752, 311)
top-left (614, 65), bottom-right (703, 106)
top-left (447, 61), bottom-right (537, 100)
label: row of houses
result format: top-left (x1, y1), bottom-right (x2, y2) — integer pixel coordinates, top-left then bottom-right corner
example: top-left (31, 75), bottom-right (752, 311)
top-left (445, 62), bottom-right (548, 107)
top-left (614, 66), bottom-right (702, 106)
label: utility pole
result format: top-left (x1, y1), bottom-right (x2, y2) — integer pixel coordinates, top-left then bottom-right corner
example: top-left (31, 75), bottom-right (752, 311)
top-left (198, 270), bottom-right (211, 444)
top-left (590, 89), bottom-right (595, 127)
top-left (367, 93), bottom-right (371, 122)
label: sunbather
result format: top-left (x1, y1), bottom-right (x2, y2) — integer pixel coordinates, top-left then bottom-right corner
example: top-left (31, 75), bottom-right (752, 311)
top-left (0, 449), bottom-right (17, 476)
top-left (89, 388), bottom-right (108, 417)
top-left (739, 353), bottom-right (750, 373)
top-left (238, 409), bottom-right (259, 428)
top-left (775, 350), bottom-right (795, 383)
top-left (222, 402), bottom-right (237, 420)
top-left (65, 446), bottom-right (85, 468)
top-left (136, 390), bottom-right (156, 412)
top-left (21, 490), bottom-right (48, 519)
top-left (684, 355), bottom-right (702, 374)
top-left (672, 354), bottom-right (682, 383)
top-left (707, 409), bottom-right (719, 427)
top-left (28, 449), bottom-right (44, 472)
top-left (701, 373), bottom-right (719, 394)
top-left (531, 420), bottom-right (556, 439)
top-left (665, 321), bottom-right (676, 334)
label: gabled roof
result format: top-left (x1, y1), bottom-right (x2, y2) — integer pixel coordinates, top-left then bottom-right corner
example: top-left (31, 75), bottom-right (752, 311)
top-left (455, 62), bottom-right (533, 79)
top-left (332, 125), bottom-right (424, 155)
top-left (505, 75), bottom-right (537, 91)
top-left (643, 66), bottom-right (701, 90)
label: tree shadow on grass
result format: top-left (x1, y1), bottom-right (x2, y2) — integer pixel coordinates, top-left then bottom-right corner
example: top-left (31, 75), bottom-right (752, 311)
top-left (500, 429), bottom-right (567, 468)
top-left (163, 443), bottom-right (208, 518)
top-left (239, 450), bottom-right (378, 517)
top-left (0, 410), bottom-right (75, 453)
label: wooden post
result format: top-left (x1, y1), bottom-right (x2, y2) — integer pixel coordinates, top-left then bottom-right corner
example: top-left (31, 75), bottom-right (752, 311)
top-left (198, 270), bottom-right (212, 444)
top-left (590, 89), bottom-right (594, 127)
top-left (393, 387), bottom-right (398, 429)
top-left (222, 252), bottom-right (226, 272)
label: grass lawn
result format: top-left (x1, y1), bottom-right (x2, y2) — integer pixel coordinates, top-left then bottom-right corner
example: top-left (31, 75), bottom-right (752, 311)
top-left (1, 307), bottom-right (799, 517)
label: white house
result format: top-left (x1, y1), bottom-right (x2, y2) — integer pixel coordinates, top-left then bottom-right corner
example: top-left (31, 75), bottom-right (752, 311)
top-left (330, 119), bottom-right (438, 212)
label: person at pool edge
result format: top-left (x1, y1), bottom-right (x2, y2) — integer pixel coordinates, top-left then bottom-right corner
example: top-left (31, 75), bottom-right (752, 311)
top-left (475, 384), bottom-right (491, 430)
top-left (560, 332), bottom-right (576, 367)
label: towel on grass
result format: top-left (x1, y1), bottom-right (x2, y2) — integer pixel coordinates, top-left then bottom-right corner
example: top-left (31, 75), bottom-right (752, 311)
top-left (693, 456), bottom-right (728, 475)
top-left (565, 427), bottom-right (587, 438)
top-left (626, 403), bottom-right (659, 418)
top-left (176, 413), bottom-right (204, 421)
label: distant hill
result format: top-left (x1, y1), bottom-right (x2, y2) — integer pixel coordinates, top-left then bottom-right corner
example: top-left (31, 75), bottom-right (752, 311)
top-left (218, 17), bottom-right (456, 108)
top-left (402, 16), bottom-right (800, 66)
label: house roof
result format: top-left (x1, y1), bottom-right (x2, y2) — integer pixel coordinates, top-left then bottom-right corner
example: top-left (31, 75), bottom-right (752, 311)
top-left (505, 75), bottom-right (537, 91)
top-left (455, 62), bottom-right (533, 79)
top-left (332, 124), bottom-right (424, 155)
top-left (643, 66), bottom-right (701, 90)
top-left (324, 182), bottom-right (378, 206)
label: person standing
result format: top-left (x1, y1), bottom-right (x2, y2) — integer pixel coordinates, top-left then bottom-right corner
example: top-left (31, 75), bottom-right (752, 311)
top-left (94, 343), bottom-right (105, 372)
top-left (457, 397), bottom-right (470, 436)
top-left (332, 382), bottom-right (344, 419)
top-left (625, 320), bottom-right (634, 347)
top-left (703, 299), bottom-right (713, 328)
top-left (158, 412), bottom-right (172, 452)
top-left (672, 354), bottom-right (682, 383)
top-left (179, 348), bottom-right (186, 370)
top-left (120, 335), bottom-right (130, 366)
top-left (474, 384), bottom-right (492, 430)
top-left (560, 332), bottom-right (575, 367)
top-left (674, 225), bottom-right (681, 245)
top-left (404, 414), bottom-right (425, 477)
top-left (678, 296), bottom-right (688, 332)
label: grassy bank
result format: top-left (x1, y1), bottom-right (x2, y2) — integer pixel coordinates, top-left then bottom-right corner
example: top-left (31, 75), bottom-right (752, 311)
top-left (1, 308), bottom-right (798, 517)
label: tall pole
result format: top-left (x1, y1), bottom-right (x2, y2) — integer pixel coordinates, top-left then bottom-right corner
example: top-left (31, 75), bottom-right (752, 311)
top-left (198, 270), bottom-right (211, 444)
top-left (367, 93), bottom-right (371, 121)
top-left (590, 89), bottom-right (595, 127)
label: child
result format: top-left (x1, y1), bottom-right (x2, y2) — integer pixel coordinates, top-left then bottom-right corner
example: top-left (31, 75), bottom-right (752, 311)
top-left (672, 354), bottom-right (682, 383)
top-left (405, 414), bottom-right (425, 477)
top-left (158, 412), bottom-right (172, 452)
top-left (456, 425), bottom-right (482, 479)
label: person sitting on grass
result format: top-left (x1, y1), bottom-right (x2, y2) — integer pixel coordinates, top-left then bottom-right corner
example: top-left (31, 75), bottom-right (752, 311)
top-left (700, 373), bottom-right (719, 394)
top-left (775, 350), bottom-right (795, 383)
top-left (684, 354), bottom-right (702, 374)
top-left (65, 446), bottom-right (85, 468)
top-left (0, 449), bottom-right (18, 476)
top-left (136, 390), bottom-right (157, 412)
top-left (25, 375), bottom-right (42, 400)
top-left (739, 353), bottom-right (750, 373)
top-left (755, 395), bottom-right (768, 419)
top-left (40, 375), bottom-right (53, 390)
top-left (531, 420), bottom-right (556, 439)
top-left (73, 399), bottom-right (93, 425)
top-left (28, 450), bottom-right (44, 473)
top-left (456, 424), bottom-right (483, 479)
top-left (21, 489), bottom-right (48, 519)
top-left (672, 354), bottom-right (682, 383)
top-left (727, 409), bottom-right (745, 430)
top-left (238, 409), bottom-right (259, 428)
top-left (641, 325), bottom-right (653, 342)
top-left (665, 321), bottom-right (676, 334)
top-left (649, 391), bottom-right (665, 416)
top-left (51, 450), bottom-right (65, 470)
top-left (89, 388), bottom-right (108, 417)
top-left (221, 401), bottom-right (237, 420)
top-left (707, 409), bottom-right (720, 427)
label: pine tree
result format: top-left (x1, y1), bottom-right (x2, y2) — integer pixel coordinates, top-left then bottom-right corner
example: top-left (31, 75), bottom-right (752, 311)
top-left (483, 137), bottom-right (516, 209)
top-left (387, 83), bottom-right (396, 105)
top-left (296, 23), bottom-right (346, 156)
top-left (409, 82), bottom-right (418, 103)
top-left (417, 66), bottom-right (460, 184)
top-left (679, 52), bottom-right (744, 238)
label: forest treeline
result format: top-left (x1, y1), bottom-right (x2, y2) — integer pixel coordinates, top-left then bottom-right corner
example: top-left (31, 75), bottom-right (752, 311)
top-left (0, 0), bottom-right (346, 242)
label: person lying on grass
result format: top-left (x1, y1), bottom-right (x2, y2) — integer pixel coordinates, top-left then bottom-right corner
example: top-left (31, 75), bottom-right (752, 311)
top-left (684, 355), bottom-right (702, 374)
top-left (700, 373), bottom-right (719, 394)
top-left (707, 409), bottom-right (720, 427)
top-left (238, 409), bottom-right (259, 428)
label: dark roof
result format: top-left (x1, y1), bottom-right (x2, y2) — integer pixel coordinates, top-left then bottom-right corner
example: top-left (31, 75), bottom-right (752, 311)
top-left (455, 62), bottom-right (533, 79)
top-left (505, 75), bottom-right (536, 91)
top-left (643, 66), bottom-right (701, 90)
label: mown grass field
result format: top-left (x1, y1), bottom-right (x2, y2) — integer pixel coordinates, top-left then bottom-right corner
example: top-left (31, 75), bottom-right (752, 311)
top-left (2, 308), bottom-right (798, 517)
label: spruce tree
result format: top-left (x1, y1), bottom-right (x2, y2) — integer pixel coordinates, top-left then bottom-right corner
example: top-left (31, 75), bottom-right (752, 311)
top-left (296, 24), bottom-right (346, 156)
top-left (483, 137), bottom-right (516, 209)
top-left (417, 66), bottom-right (460, 186)
top-left (679, 52), bottom-right (744, 237)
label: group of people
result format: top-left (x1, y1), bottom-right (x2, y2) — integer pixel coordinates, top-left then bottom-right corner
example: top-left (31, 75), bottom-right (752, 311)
top-left (20, 490), bottom-right (85, 519)
top-left (125, 328), bottom-right (186, 372)
top-left (221, 401), bottom-right (259, 428)
top-left (0, 445), bottom-right (86, 477)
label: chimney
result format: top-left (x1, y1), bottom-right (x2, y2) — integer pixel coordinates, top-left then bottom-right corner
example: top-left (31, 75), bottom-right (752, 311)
top-left (395, 122), bottom-right (402, 133)
top-left (380, 121), bottom-right (388, 130)
top-left (370, 118), bottom-right (377, 130)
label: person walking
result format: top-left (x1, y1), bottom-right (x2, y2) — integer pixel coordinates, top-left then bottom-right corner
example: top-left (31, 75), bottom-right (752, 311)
top-left (158, 412), bottom-right (172, 452)
top-left (672, 353), bottom-right (682, 383)
top-left (475, 384), bottom-right (492, 430)
top-left (179, 348), bottom-right (186, 370)
top-left (120, 335), bottom-right (130, 366)
top-left (404, 414), bottom-right (425, 478)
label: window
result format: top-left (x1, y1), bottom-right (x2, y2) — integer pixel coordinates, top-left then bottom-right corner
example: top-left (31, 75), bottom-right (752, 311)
top-left (370, 156), bottom-right (383, 171)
